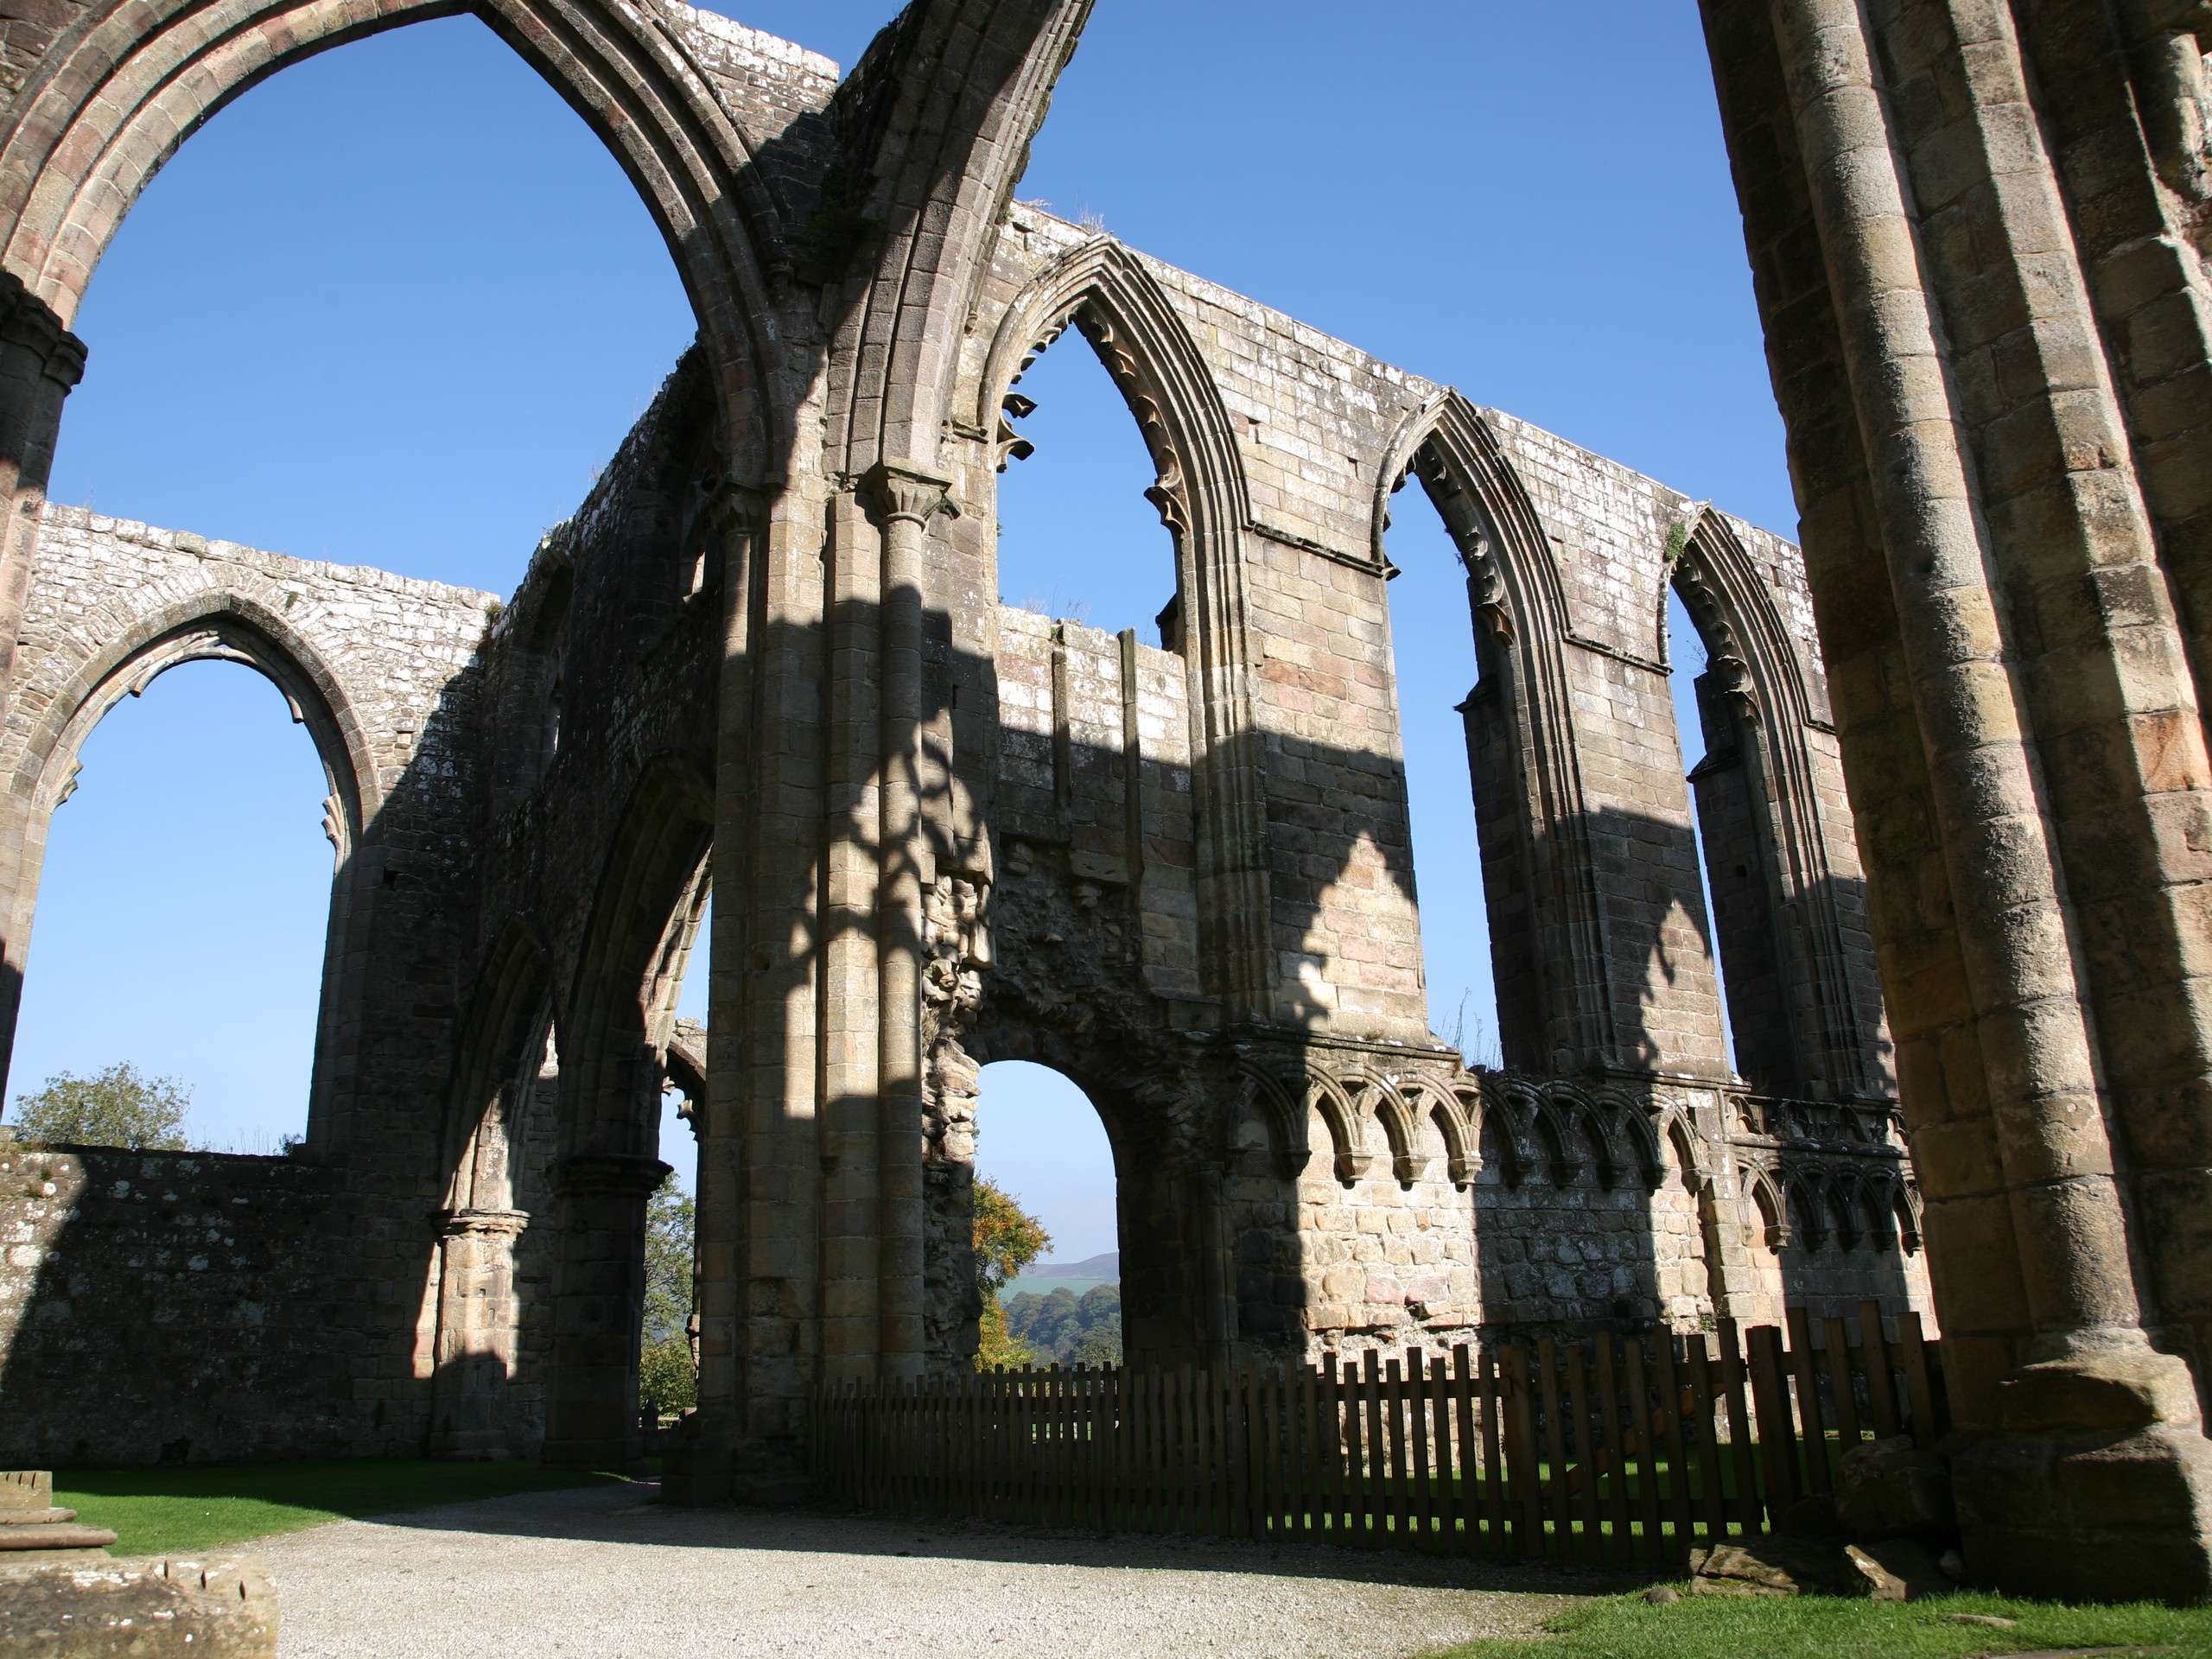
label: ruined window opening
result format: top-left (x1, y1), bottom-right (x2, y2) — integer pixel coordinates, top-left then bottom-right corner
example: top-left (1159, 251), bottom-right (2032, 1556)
top-left (47, 15), bottom-right (696, 595)
top-left (10, 661), bottom-right (334, 1154)
top-left (1666, 586), bottom-right (1755, 1085)
top-left (971, 1059), bottom-right (1122, 1368)
top-left (994, 327), bottom-right (1183, 652)
top-left (1382, 472), bottom-right (1503, 1071)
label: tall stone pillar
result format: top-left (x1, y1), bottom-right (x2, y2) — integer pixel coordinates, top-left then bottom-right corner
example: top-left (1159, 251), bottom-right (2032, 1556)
top-left (688, 478), bottom-right (766, 1506)
top-left (1706, 0), bottom-right (2212, 1599)
top-left (0, 274), bottom-right (84, 1106)
top-left (540, 1150), bottom-right (669, 1470)
top-left (427, 1209), bottom-right (529, 1459)
top-left (865, 463), bottom-right (953, 1380)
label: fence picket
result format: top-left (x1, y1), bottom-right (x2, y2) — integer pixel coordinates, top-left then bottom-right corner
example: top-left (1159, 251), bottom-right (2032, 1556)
top-left (1651, 1334), bottom-right (1693, 1560)
top-left (1821, 1316), bottom-right (1863, 1466)
top-left (1471, 1345), bottom-right (1501, 1556)
top-left (806, 1318), bottom-right (1953, 1565)
top-left (1427, 1349), bottom-right (1457, 1554)
top-left (1624, 1336), bottom-right (1665, 1563)
top-left (1359, 1350), bottom-right (1387, 1548)
top-left (1594, 1333), bottom-right (1634, 1564)
top-left (1681, 1334), bottom-right (1724, 1543)
top-left (1897, 1311), bottom-right (1939, 1449)
top-left (1785, 1307), bottom-right (1831, 1495)
top-left (1564, 1341), bottom-right (1605, 1563)
top-left (1746, 1325), bottom-right (1801, 1516)
top-left (1858, 1302), bottom-right (1901, 1440)
top-left (1716, 1324), bottom-right (1762, 1533)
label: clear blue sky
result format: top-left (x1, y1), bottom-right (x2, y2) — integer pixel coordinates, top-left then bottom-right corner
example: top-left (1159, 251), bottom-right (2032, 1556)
top-left (10, 3), bottom-right (1782, 1262)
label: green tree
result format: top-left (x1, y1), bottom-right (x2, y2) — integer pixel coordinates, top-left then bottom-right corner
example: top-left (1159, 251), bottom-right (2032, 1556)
top-left (639, 1175), bottom-right (696, 1416)
top-left (8, 1064), bottom-right (191, 1148)
top-left (973, 1177), bottom-right (1050, 1370)
top-left (1005, 1281), bottom-right (1122, 1366)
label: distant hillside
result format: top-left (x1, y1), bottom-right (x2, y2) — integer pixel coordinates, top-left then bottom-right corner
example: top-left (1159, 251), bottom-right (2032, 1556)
top-left (1009, 1251), bottom-right (1117, 1287)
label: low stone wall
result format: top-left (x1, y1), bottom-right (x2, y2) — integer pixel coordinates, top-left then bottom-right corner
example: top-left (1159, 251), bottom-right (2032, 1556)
top-left (0, 1137), bottom-right (392, 1466)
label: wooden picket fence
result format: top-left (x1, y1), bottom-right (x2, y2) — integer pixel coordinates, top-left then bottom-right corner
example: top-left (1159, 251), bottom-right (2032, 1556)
top-left (807, 1301), bottom-right (1947, 1564)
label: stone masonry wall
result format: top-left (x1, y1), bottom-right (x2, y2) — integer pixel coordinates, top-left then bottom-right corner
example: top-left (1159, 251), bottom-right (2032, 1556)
top-left (0, 1135), bottom-right (406, 1465)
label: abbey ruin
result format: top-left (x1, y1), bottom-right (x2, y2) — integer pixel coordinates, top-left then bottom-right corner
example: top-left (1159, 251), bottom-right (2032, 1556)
top-left (0, 0), bottom-right (2208, 1602)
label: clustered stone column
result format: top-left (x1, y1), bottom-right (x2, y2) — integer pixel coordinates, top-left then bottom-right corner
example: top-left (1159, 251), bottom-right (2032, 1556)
top-left (866, 462), bottom-right (954, 1381)
top-left (1698, 0), bottom-right (2212, 1599)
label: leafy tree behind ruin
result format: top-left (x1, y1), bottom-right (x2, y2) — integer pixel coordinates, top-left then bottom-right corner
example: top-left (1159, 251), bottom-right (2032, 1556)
top-left (974, 1177), bottom-right (1050, 1370)
top-left (639, 1175), bottom-right (696, 1416)
top-left (7, 1064), bottom-right (192, 1148)
top-left (1006, 1283), bottom-right (1122, 1367)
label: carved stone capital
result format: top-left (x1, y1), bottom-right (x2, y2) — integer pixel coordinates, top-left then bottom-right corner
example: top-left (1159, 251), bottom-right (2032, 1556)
top-left (441, 1207), bottom-right (530, 1239)
top-left (861, 461), bottom-right (957, 528)
top-left (0, 272), bottom-right (86, 391)
top-left (704, 475), bottom-right (771, 538)
top-left (550, 1153), bottom-right (671, 1199)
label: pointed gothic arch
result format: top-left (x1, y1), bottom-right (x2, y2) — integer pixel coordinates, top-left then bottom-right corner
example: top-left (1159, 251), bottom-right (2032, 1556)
top-left (0, 0), bottom-right (787, 467)
top-left (540, 753), bottom-right (711, 1468)
top-left (833, 0), bottom-right (1094, 471)
top-left (1376, 390), bottom-right (1612, 1072)
top-left (976, 233), bottom-right (1273, 1018)
top-left (0, 589), bottom-right (381, 1124)
top-left (1667, 507), bottom-right (1886, 1099)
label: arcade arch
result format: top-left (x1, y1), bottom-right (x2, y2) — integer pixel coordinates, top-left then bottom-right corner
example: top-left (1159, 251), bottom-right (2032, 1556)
top-left (3, 658), bottom-right (336, 1149)
top-left (993, 323), bottom-right (1181, 645)
top-left (969, 1059), bottom-right (1120, 1365)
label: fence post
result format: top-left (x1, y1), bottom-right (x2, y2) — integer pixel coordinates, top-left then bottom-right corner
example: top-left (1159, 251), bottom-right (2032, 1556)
top-left (1746, 1324), bottom-right (1801, 1521)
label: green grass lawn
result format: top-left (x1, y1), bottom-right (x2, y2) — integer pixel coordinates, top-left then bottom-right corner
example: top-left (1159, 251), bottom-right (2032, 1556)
top-left (1446, 1588), bottom-right (2212, 1658)
top-left (54, 1459), bottom-right (628, 1556)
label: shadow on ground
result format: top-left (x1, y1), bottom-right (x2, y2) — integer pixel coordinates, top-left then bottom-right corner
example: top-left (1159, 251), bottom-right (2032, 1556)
top-left (373, 1479), bottom-right (1649, 1597)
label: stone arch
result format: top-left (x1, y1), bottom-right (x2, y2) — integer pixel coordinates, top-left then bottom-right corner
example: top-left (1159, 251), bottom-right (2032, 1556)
top-left (0, 0), bottom-right (785, 465)
top-left (833, 0), bottom-right (1093, 471)
top-left (1232, 1059), bottom-right (1310, 1180)
top-left (1478, 1072), bottom-right (1548, 1185)
top-left (1305, 1068), bottom-right (1367, 1186)
top-left (557, 758), bottom-right (714, 1162)
top-left (976, 233), bottom-right (1273, 1017)
top-left (1533, 1095), bottom-right (1582, 1186)
top-left (1377, 390), bottom-right (1611, 1073)
top-left (1406, 1077), bottom-right (1478, 1189)
top-left (540, 753), bottom-right (712, 1468)
top-left (1662, 1110), bottom-right (1707, 1192)
top-left (1747, 1168), bottom-right (1789, 1250)
top-left (1589, 1084), bottom-right (1663, 1189)
top-left (442, 914), bottom-right (557, 1208)
top-left (1667, 508), bottom-right (1885, 1099)
top-left (1785, 1171), bottom-right (1826, 1250)
top-left (0, 587), bottom-right (380, 1123)
top-left (425, 913), bottom-right (554, 1458)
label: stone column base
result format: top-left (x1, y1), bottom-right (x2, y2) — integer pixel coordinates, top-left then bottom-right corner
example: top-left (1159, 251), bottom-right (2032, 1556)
top-left (1953, 1350), bottom-right (2212, 1604)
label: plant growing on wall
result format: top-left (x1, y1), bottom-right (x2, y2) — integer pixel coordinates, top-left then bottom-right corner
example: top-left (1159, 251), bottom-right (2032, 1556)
top-left (7, 1064), bottom-right (191, 1148)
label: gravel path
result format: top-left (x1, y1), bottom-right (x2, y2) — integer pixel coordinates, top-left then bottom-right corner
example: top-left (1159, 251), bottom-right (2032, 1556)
top-left (251, 1482), bottom-right (1605, 1659)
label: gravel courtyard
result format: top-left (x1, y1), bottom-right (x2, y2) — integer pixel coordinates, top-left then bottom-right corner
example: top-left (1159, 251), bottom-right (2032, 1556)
top-left (251, 1482), bottom-right (1601, 1658)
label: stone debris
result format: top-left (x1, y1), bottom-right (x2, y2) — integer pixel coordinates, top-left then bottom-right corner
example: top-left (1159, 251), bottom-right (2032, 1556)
top-left (0, 1469), bottom-right (113, 1560)
top-left (1835, 1434), bottom-right (1955, 1541)
top-left (0, 1554), bottom-right (277, 1656)
top-left (1688, 1534), bottom-right (1955, 1601)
